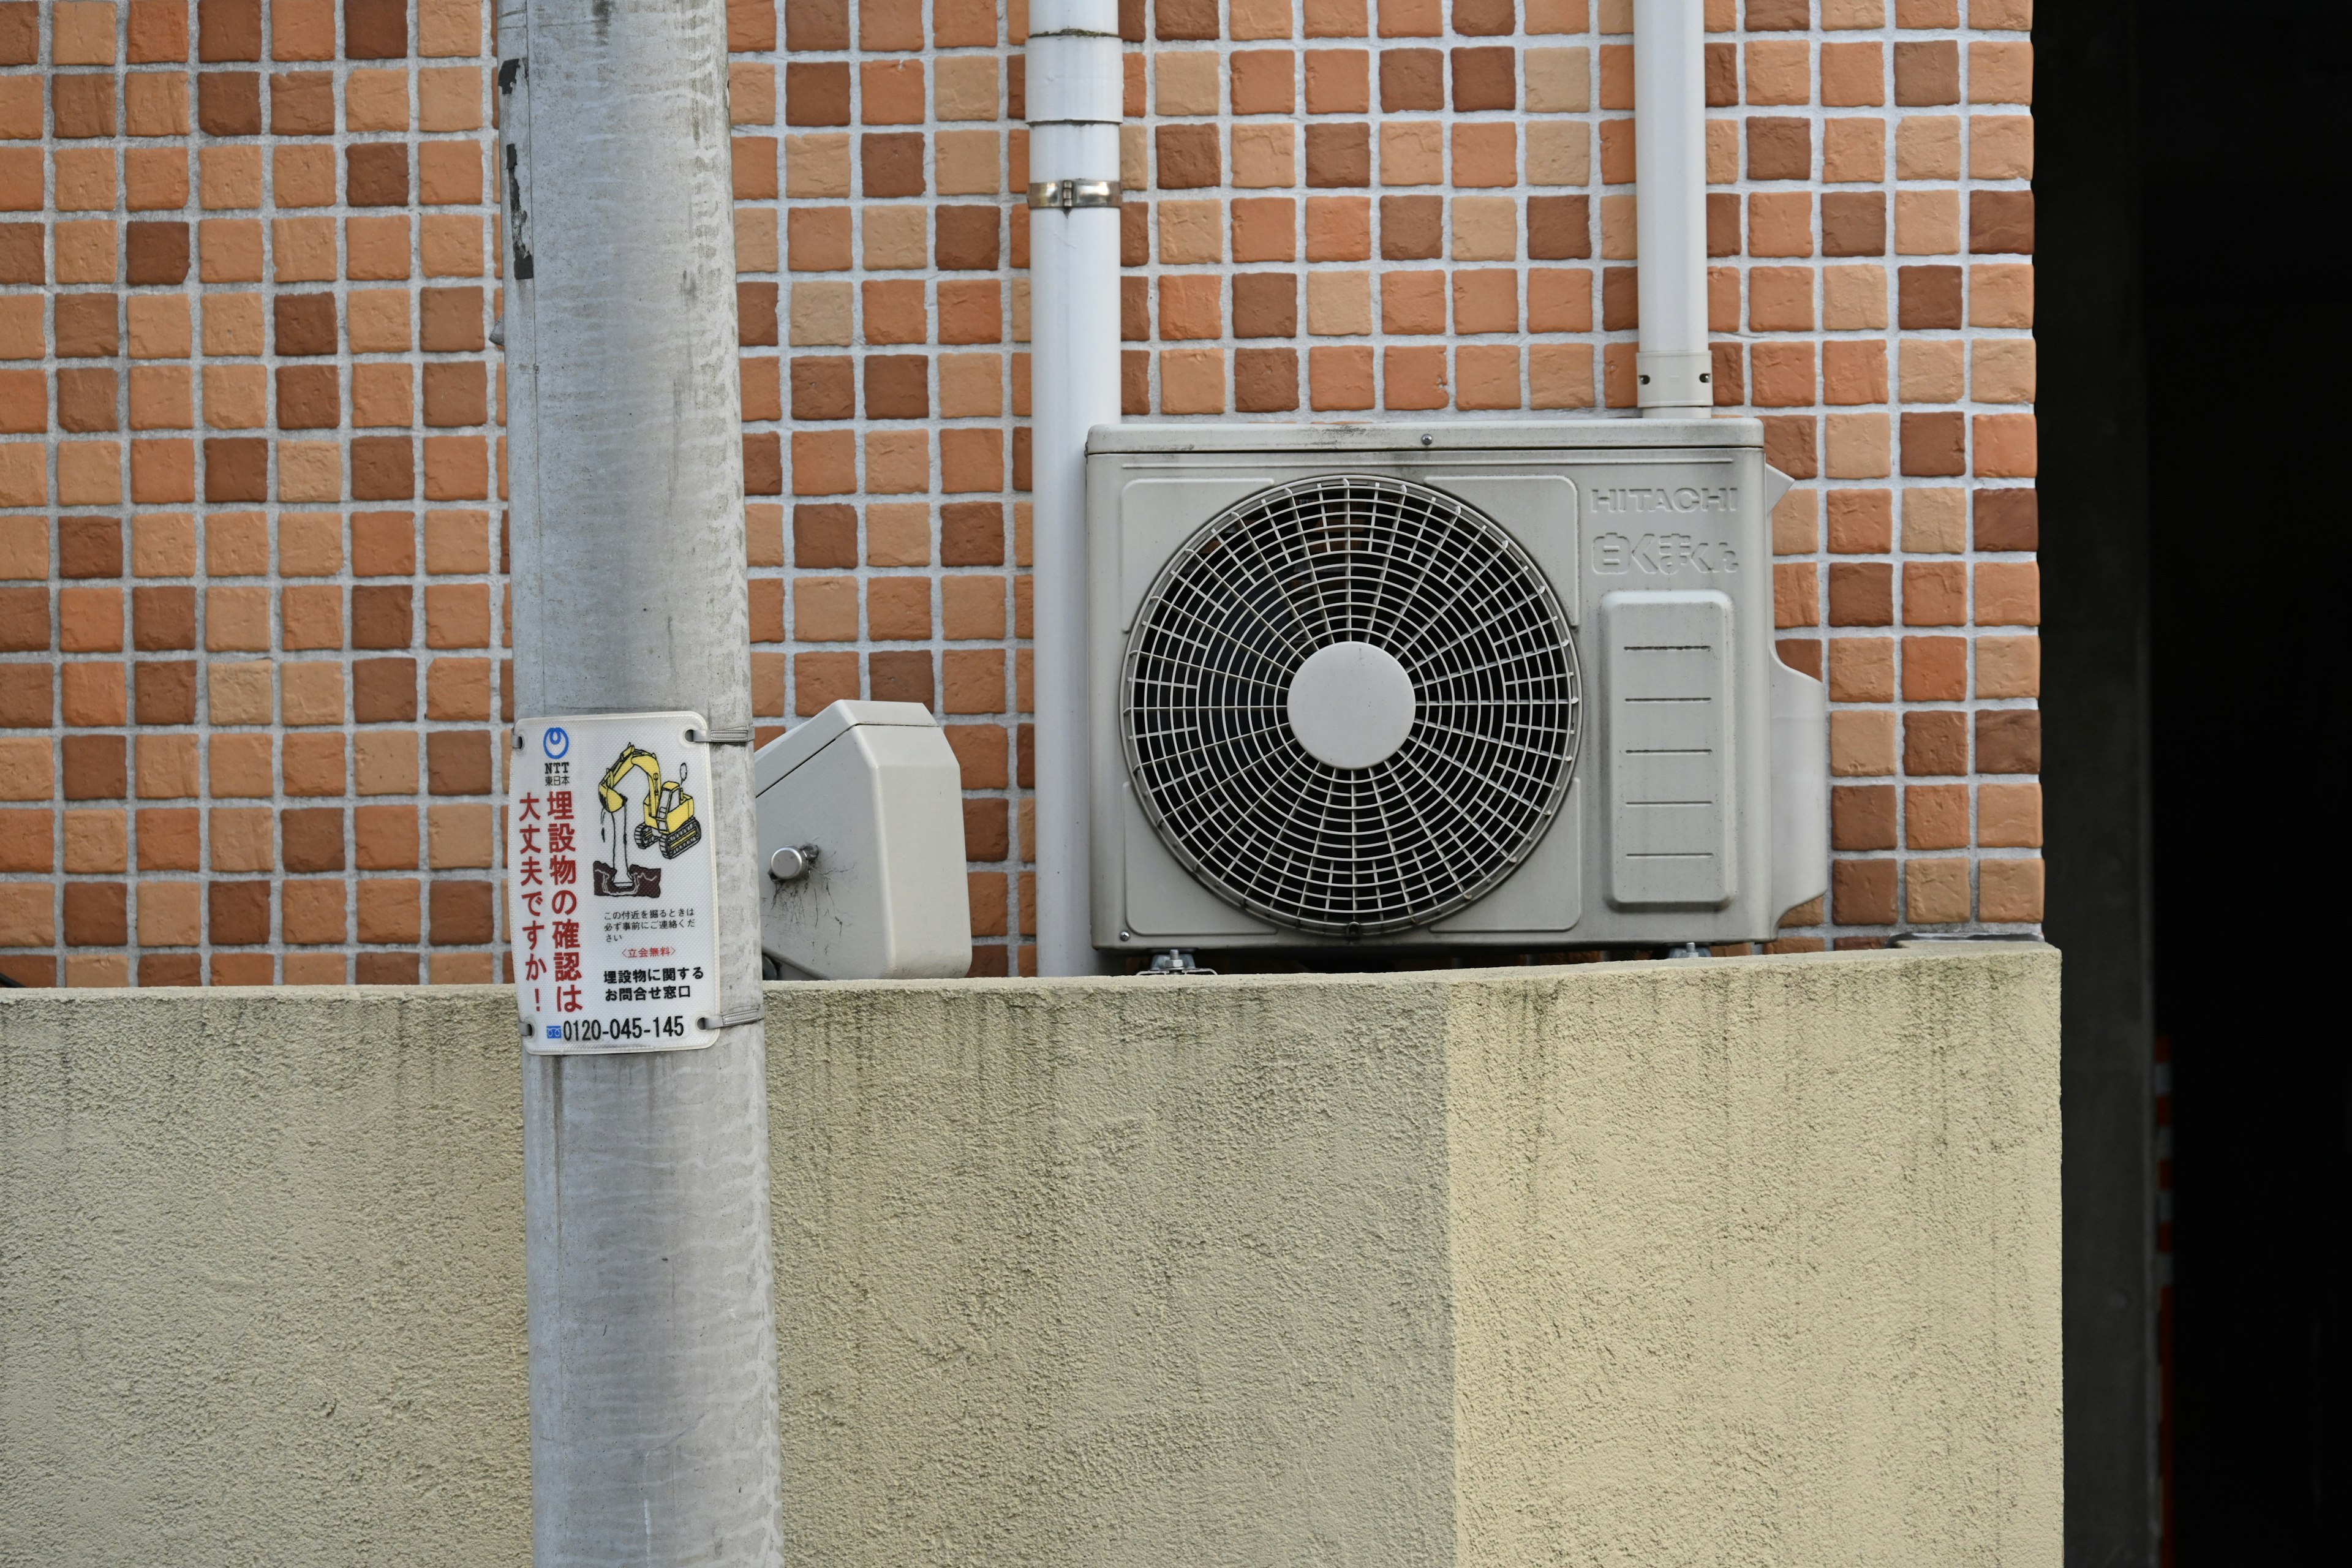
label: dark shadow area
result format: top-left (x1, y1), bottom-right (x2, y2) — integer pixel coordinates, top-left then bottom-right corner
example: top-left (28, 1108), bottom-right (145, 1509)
top-left (2140, 2), bottom-right (2350, 1560)
top-left (2038, 8), bottom-right (2157, 1558)
top-left (2043, 3), bottom-right (2350, 1561)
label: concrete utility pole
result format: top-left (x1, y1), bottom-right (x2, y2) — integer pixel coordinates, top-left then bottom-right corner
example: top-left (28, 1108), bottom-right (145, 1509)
top-left (497, 4), bottom-right (783, 1565)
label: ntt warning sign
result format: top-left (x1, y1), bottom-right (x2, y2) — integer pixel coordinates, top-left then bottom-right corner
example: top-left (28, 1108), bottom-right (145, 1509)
top-left (508, 712), bottom-right (722, 1054)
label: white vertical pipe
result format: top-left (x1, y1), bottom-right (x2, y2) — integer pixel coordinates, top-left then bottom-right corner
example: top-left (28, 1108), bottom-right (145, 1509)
top-left (497, 3), bottom-right (783, 1565)
top-left (1634, 0), bottom-right (1713, 418)
top-left (1027, 0), bottom-right (1123, 975)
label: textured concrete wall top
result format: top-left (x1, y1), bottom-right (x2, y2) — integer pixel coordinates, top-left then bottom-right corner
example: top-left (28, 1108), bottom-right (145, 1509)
top-left (1, 946), bottom-right (2060, 1567)
top-left (0, 988), bottom-right (530, 1567)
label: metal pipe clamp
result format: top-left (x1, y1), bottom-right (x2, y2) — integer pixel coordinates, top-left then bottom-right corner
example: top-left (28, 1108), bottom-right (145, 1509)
top-left (1027, 179), bottom-right (1122, 210)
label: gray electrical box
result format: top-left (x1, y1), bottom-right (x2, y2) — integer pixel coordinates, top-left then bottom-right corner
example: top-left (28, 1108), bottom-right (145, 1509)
top-left (1086, 420), bottom-right (1828, 951)
top-left (753, 701), bottom-right (973, 979)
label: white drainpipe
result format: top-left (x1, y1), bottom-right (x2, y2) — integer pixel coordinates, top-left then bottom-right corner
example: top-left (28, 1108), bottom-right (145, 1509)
top-left (1026, 0), bottom-right (1123, 975)
top-left (1634, 0), bottom-right (1711, 418)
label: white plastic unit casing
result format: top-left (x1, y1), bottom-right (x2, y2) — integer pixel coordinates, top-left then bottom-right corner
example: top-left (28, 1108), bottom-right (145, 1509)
top-left (1087, 420), bottom-right (1829, 951)
top-left (753, 700), bottom-right (973, 979)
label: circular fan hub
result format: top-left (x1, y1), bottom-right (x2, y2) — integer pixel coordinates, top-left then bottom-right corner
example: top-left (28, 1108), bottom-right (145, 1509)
top-left (1287, 641), bottom-right (1416, 769)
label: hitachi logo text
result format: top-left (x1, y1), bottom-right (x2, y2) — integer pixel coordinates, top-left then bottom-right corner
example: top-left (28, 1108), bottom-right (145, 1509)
top-left (1590, 485), bottom-right (1739, 514)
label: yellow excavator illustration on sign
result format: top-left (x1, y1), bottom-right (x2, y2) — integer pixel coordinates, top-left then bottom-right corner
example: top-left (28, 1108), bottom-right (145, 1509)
top-left (592, 743), bottom-right (701, 899)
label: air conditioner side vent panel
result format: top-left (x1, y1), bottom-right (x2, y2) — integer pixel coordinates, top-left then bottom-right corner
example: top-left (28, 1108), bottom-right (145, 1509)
top-left (1602, 589), bottom-right (1736, 909)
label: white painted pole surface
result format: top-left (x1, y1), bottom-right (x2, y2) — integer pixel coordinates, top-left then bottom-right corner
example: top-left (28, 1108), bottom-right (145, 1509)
top-left (496, 4), bottom-right (783, 1565)
top-left (1027, 0), bottom-right (1123, 975)
top-left (1634, 0), bottom-right (1713, 418)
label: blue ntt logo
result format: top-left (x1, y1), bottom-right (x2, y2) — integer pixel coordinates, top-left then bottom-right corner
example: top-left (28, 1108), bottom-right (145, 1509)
top-left (546, 1026), bottom-right (562, 1041)
top-left (543, 726), bottom-right (570, 760)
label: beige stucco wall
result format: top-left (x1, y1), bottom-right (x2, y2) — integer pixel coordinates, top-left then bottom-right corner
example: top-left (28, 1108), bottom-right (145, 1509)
top-left (1, 946), bottom-right (2061, 1566)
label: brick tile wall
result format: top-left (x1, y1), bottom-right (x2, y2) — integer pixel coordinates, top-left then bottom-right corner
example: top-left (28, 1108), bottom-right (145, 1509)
top-left (0, 0), bottom-right (503, 987)
top-left (0, 0), bottom-right (2036, 987)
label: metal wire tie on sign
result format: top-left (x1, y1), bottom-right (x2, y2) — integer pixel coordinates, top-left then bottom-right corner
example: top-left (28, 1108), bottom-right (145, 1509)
top-left (515, 728), bottom-right (752, 748)
top-left (1027, 179), bottom-right (1121, 210)
top-left (697, 1005), bottom-right (766, 1031)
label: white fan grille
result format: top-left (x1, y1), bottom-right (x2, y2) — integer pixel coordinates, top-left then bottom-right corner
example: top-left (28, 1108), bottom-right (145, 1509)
top-left (1123, 474), bottom-right (1581, 935)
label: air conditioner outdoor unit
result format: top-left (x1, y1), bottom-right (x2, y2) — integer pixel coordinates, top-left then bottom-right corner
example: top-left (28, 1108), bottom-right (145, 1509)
top-left (1087, 419), bottom-right (1828, 954)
